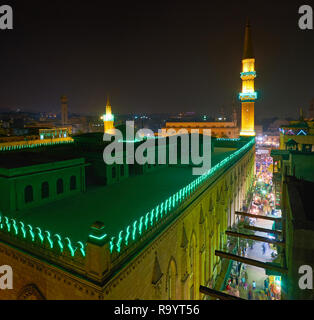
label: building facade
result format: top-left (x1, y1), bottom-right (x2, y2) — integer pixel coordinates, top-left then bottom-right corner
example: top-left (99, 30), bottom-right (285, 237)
top-left (0, 138), bottom-right (255, 300)
top-left (163, 119), bottom-right (239, 139)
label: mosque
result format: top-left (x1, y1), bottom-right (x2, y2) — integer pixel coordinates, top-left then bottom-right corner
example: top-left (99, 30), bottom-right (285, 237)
top-left (0, 22), bottom-right (256, 300)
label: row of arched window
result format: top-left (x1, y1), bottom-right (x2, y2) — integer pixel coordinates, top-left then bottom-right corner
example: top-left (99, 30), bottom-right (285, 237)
top-left (166, 233), bottom-right (198, 300)
top-left (24, 176), bottom-right (77, 204)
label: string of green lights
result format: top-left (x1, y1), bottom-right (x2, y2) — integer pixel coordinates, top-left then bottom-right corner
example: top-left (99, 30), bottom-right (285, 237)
top-left (0, 214), bottom-right (85, 258)
top-left (108, 137), bottom-right (255, 254)
top-left (0, 139), bottom-right (74, 152)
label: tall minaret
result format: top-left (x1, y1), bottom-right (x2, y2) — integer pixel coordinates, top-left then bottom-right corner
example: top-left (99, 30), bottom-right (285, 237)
top-left (61, 95), bottom-right (68, 125)
top-left (102, 96), bottom-right (115, 133)
top-left (232, 107), bottom-right (237, 127)
top-left (239, 20), bottom-right (257, 136)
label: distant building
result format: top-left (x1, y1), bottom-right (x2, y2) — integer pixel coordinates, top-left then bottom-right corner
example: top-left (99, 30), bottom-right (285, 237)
top-left (279, 110), bottom-right (314, 151)
top-left (162, 118), bottom-right (239, 138)
top-left (162, 109), bottom-right (239, 138)
top-left (255, 125), bottom-right (263, 136)
top-left (0, 125), bottom-right (73, 152)
top-left (61, 95), bottom-right (68, 125)
top-left (39, 127), bottom-right (71, 140)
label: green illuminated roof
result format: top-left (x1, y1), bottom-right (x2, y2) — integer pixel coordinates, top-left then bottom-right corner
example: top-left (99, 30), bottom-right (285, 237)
top-left (8, 147), bottom-right (237, 243)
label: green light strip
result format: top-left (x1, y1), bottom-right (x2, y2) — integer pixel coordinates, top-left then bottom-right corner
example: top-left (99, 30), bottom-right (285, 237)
top-left (216, 138), bottom-right (240, 141)
top-left (0, 139), bottom-right (74, 152)
top-left (0, 212), bottom-right (85, 258)
top-left (110, 138), bottom-right (255, 254)
top-left (89, 233), bottom-right (107, 240)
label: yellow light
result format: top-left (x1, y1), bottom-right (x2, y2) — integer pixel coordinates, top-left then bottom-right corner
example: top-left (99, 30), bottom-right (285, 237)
top-left (240, 56), bottom-right (256, 137)
top-left (242, 58), bottom-right (255, 73)
top-left (240, 131), bottom-right (256, 136)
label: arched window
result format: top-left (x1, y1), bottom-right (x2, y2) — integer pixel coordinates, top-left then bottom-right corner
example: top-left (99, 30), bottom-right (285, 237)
top-left (41, 182), bottom-right (49, 199)
top-left (112, 167), bottom-right (116, 179)
top-left (17, 284), bottom-right (45, 300)
top-left (24, 185), bottom-right (33, 203)
top-left (190, 241), bottom-right (195, 274)
top-left (70, 176), bottom-right (76, 190)
top-left (167, 259), bottom-right (176, 300)
top-left (189, 234), bottom-right (196, 299)
top-left (56, 179), bottom-right (63, 194)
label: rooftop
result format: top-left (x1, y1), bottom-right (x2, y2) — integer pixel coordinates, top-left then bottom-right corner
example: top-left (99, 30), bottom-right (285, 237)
top-left (280, 122), bottom-right (309, 129)
top-left (7, 147), bottom-right (237, 243)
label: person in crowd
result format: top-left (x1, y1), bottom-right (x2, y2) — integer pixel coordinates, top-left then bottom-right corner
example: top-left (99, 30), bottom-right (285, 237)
top-left (248, 285), bottom-right (253, 300)
top-left (226, 279), bottom-right (232, 291)
top-left (241, 275), bottom-right (245, 287)
top-left (252, 280), bottom-right (256, 290)
top-left (237, 262), bottom-right (242, 275)
top-left (264, 278), bottom-right (269, 294)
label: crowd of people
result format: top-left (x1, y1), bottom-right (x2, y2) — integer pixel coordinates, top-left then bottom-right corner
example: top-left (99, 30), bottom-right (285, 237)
top-left (224, 147), bottom-right (282, 300)
top-left (225, 269), bottom-right (274, 300)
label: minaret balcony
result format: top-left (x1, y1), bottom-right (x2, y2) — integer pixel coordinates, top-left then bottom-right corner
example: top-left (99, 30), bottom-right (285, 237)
top-left (238, 91), bottom-right (257, 101)
top-left (102, 114), bottom-right (114, 122)
top-left (240, 71), bottom-right (256, 80)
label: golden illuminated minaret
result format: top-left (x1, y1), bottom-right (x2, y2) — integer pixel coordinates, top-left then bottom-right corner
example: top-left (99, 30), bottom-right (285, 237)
top-left (239, 20), bottom-right (257, 136)
top-left (102, 96), bottom-right (115, 133)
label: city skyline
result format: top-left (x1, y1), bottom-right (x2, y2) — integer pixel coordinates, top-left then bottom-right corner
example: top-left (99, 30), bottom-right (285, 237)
top-left (1, 1), bottom-right (314, 302)
top-left (0, 0), bottom-right (313, 119)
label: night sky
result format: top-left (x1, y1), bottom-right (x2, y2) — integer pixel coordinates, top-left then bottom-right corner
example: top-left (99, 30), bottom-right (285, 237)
top-left (0, 0), bottom-right (313, 118)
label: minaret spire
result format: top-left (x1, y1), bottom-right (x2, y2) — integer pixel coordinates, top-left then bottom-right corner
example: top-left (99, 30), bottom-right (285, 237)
top-left (106, 95), bottom-right (111, 107)
top-left (243, 18), bottom-right (254, 60)
top-left (106, 95), bottom-right (112, 115)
